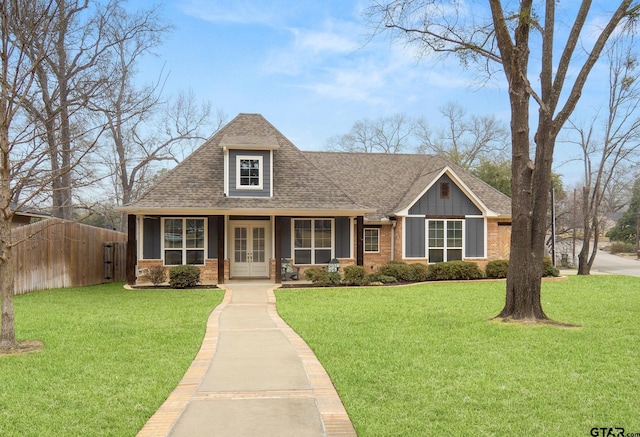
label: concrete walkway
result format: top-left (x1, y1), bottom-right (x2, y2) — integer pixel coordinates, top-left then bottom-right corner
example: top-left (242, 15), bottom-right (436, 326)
top-left (136, 282), bottom-right (356, 437)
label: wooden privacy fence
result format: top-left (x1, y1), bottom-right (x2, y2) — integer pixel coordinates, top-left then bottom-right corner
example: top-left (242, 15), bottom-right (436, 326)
top-left (11, 218), bottom-right (128, 295)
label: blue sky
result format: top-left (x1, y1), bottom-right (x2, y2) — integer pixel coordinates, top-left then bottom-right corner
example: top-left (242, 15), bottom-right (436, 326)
top-left (137, 0), bottom-right (626, 186)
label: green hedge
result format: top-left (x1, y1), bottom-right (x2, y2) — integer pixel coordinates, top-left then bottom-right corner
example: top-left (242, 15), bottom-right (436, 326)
top-left (486, 260), bottom-right (509, 279)
top-left (343, 265), bottom-right (367, 286)
top-left (542, 256), bottom-right (560, 277)
top-left (304, 267), bottom-right (341, 287)
top-left (426, 261), bottom-right (486, 281)
top-left (168, 265), bottom-right (201, 288)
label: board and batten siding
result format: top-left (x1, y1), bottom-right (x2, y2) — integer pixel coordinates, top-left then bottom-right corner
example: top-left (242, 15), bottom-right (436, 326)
top-left (405, 217), bottom-right (426, 258)
top-left (409, 174), bottom-right (481, 216)
top-left (404, 175), bottom-right (486, 259)
top-left (228, 149), bottom-right (271, 197)
top-left (334, 217), bottom-right (351, 258)
top-left (465, 218), bottom-right (485, 258)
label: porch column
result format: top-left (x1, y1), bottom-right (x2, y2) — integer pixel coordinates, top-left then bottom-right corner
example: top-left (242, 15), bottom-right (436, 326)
top-left (217, 215), bottom-right (225, 284)
top-left (356, 216), bottom-right (364, 266)
top-left (275, 216), bottom-right (282, 284)
top-left (126, 214), bottom-right (137, 285)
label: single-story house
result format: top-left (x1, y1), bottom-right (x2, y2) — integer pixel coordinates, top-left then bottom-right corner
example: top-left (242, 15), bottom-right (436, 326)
top-left (9, 202), bottom-right (50, 228)
top-left (122, 113), bottom-right (511, 284)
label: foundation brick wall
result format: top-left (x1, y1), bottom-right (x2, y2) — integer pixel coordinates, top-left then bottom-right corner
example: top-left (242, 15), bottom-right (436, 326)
top-left (136, 259), bottom-right (220, 284)
top-left (201, 260), bottom-right (218, 282)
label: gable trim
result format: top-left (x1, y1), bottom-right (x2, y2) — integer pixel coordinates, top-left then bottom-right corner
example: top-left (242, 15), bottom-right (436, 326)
top-left (395, 167), bottom-right (497, 217)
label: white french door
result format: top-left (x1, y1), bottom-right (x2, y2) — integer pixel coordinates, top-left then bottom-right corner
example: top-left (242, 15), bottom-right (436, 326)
top-left (230, 221), bottom-right (270, 278)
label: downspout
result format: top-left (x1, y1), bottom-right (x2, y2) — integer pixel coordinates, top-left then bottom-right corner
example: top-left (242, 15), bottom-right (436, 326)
top-left (390, 217), bottom-right (396, 261)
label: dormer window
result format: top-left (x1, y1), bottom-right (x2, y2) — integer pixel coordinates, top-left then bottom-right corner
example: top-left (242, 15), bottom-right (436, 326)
top-left (236, 155), bottom-right (263, 190)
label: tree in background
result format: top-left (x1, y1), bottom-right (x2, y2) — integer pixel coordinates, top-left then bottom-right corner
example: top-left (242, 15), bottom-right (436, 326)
top-left (326, 113), bottom-right (416, 153)
top-left (88, 4), bottom-right (225, 231)
top-left (325, 105), bottom-right (509, 169)
top-left (22, 0), bottom-right (125, 220)
top-left (607, 178), bottom-right (639, 244)
top-left (416, 102), bottom-right (509, 169)
top-left (566, 37), bottom-right (640, 274)
top-left (367, 0), bottom-right (640, 322)
top-left (1, 0), bottom-right (56, 351)
top-left (472, 158), bottom-right (512, 196)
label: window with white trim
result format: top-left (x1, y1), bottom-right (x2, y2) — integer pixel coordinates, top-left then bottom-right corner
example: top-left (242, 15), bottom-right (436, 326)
top-left (427, 219), bottom-right (462, 263)
top-left (293, 219), bottom-right (333, 264)
top-left (236, 156), bottom-right (263, 189)
top-left (163, 218), bottom-right (206, 265)
top-left (364, 228), bottom-right (380, 253)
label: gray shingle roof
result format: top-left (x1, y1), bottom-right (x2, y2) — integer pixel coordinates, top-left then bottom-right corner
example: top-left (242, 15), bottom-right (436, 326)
top-left (303, 152), bottom-right (511, 220)
top-left (124, 114), bottom-right (367, 213)
top-left (124, 113), bottom-right (511, 220)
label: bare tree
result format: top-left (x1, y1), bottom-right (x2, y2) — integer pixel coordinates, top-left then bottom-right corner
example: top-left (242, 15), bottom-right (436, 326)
top-left (21, 0), bottom-right (147, 220)
top-left (326, 113), bottom-right (416, 153)
top-left (416, 102), bottom-right (509, 169)
top-left (567, 38), bottom-right (640, 275)
top-left (98, 88), bottom-right (226, 230)
top-left (367, 0), bottom-right (640, 322)
top-left (83, 4), bottom-right (225, 230)
top-left (1, 0), bottom-right (56, 351)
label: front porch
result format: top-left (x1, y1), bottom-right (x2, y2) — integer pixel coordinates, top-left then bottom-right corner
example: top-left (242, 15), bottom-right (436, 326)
top-left (128, 214), bottom-right (365, 285)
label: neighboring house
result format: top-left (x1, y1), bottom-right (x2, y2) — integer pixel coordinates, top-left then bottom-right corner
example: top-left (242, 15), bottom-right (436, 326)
top-left (9, 202), bottom-right (50, 228)
top-left (122, 113), bottom-right (511, 284)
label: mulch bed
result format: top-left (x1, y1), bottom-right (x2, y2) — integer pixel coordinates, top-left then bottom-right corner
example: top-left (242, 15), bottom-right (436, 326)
top-left (129, 285), bottom-right (220, 290)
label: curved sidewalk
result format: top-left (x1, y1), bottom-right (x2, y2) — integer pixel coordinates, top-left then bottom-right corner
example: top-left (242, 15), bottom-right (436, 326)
top-left (136, 282), bottom-right (356, 437)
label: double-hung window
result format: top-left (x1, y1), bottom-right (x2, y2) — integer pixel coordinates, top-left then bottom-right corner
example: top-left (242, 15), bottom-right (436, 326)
top-left (236, 156), bottom-right (263, 189)
top-left (293, 219), bottom-right (333, 264)
top-left (427, 219), bottom-right (463, 263)
top-left (364, 228), bottom-right (380, 253)
top-left (163, 218), bottom-right (206, 265)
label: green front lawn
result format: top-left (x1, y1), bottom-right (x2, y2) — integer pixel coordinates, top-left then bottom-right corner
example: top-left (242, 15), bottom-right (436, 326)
top-left (276, 276), bottom-right (640, 436)
top-left (0, 283), bottom-right (223, 437)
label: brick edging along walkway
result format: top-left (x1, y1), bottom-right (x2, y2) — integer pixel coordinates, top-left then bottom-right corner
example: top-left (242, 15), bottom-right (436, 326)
top-left (136, 284), bottom-right (356, 437)
top-left (136, 289), bottom-right (232, 437)
top-left (265, 286), bottom-right (356, 436)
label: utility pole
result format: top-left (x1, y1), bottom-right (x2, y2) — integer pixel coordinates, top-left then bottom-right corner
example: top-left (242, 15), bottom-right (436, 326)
top-left (572, 188), bottom-right (577, 266)
top-left (637, 208), bottom-right (640, 259)
top-left (551, 188), bottom-right (556, 266)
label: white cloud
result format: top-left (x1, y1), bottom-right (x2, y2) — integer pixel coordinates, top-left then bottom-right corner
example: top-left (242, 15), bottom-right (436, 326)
top-left (293, 27), bottom-right (359, 55)
top-left (303, 63), bottom-right (387, 104)
top-left (179, 0), bottom-right (284, 26)
top-left (261, 19), bottom-right (362, 75)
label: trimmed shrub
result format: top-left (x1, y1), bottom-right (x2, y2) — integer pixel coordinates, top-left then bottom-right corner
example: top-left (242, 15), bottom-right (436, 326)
top-left (343, 265), bottom-right (367, 286)
top-left (542, 256), bottom-right (560, 277)
top-left (406, 263), bottom-right (429, 282)
top-left (426, 261), bottom-right (485, 281)
top-left (609, 242), bottom-right (637, 254)
top-left (377, 261), bottom-right (410, 281)
top-left (146, 265), bottom-right (167, 285)
top-left (486, 260), bottom-right (509, 279)
top-left (168, 265), bottom-right (201, 288)
top-left (366, 274), bottom-right (397, 284)
top-left (304, 268), bottom-right (341, 287)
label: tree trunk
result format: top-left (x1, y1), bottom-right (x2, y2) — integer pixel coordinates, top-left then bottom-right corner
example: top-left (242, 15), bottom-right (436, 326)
top-left (55, 4), bottom-right (73, 221)
top-left (578, 186), bottom-right (592, 275)
top-left (496, 32), bottom-right (549, 321)
top-left (0, 219), bottom-right (15, 350)
top-left (0, 109), bottom-right (16, 350)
